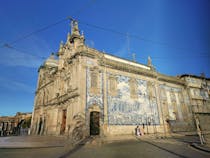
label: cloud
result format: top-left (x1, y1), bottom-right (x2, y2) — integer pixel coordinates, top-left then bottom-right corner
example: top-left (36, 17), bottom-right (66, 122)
top-left (0, 48), bottom-right (43, 68)
top-left (0, 35), bottom-right (52, 68)
top-left (0, 77), bottom-right (34, 93)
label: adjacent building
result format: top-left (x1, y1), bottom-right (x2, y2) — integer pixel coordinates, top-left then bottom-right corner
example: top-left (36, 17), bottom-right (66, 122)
top-left (0, 112), bottom-right (32, 136)
top-left (30, 20), bottom-right (210, 142)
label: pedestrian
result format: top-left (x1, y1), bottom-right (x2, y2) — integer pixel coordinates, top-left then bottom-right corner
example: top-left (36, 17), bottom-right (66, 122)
top-left (135, 126), bottom-right (141, 136)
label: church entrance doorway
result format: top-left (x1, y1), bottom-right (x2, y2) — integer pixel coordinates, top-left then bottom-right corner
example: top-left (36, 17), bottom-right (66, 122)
top-left (90, 111), bottom-right (100, 135)
top-left (60, 109), bottom-right (67, 134)
top-left (38, 118), bottom-right (42, 135)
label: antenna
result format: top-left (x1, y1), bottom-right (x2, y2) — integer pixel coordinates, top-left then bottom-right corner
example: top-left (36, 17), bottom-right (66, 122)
top-left (132, 53), bottom-right (136, 62)
top-left (127, 33), bottom-right (136, 62)
top-left (127, 33), bottom-right (130, 57)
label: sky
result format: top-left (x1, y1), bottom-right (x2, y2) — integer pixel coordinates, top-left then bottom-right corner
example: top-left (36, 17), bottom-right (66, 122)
top-left (0, 0), bottom-right (209, 116)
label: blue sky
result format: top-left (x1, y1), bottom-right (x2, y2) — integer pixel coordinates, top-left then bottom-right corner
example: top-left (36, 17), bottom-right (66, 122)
top-left (0, 0), bottom-right (209, 116)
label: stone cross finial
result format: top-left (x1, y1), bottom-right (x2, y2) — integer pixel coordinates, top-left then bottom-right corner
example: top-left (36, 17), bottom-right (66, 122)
top-left (71, 20), bottom-right (80, 36)
top-left (147, 56), bottom-right (152, 67)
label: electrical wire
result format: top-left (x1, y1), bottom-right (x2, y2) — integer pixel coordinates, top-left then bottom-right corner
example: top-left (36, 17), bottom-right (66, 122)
top-left (4, 44), bottom-right (46, 60)
top-left (79, 21), bottom-right (209, 55)
top-left (1, 0), bottom-right (209, 60)
top-left (2, 18), bottom-right (68, 47)
top-left (0, 0), bottom-right (98, 62)
top-left (1, 0), bottom-right (97, 48)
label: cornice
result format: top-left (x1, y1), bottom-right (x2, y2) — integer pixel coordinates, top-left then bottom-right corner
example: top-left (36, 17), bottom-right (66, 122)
top-left (35, 90), bottom-right (79, 109)
top-left (36, 80), bottom-right (54, 93)
top-left (157, 74), bottom-right (185, 86)
top-left (99, 57), bottom-right (156, 78)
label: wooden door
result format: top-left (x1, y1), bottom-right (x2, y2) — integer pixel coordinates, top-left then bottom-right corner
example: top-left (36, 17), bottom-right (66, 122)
top-left (90, 112), bottom-right (100, 135)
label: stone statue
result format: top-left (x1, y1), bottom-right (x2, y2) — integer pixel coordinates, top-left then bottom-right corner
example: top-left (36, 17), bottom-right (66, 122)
top-left (147, 56), bottom-right (152, 67)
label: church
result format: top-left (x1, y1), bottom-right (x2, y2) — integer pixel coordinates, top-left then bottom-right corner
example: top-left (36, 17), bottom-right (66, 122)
top-left (30, 20), bottom-right (210, 142)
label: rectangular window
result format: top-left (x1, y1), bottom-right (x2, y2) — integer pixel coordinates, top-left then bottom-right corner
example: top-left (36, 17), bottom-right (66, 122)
top-left (160, 88), bottom-right (167, 100)
top-left (170, 92), bottom-right (176, 102)
top-left (109, 76), bottom-right (117, 96)
top-left (91, 72), bottom-right (98, 88)
top-left (130, 78), bottom-right (137, 99)
top-left (90, 70), bottom-right (100, 94)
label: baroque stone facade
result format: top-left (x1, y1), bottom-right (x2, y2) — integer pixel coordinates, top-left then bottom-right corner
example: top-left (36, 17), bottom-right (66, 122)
top-left (30, 20), bottom-right (210, 139)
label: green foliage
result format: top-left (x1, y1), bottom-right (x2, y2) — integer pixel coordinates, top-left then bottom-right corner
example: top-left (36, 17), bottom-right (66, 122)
top-left (21, 117), bottom-right (32, 129)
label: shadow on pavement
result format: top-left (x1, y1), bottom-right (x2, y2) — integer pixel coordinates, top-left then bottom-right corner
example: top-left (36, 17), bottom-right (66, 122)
top-left (172, 135), bottom-right (200, 144)
top-left (137, 138), bottom-right (189, 158)
top-left (59, 137), bottom-right (93, 158)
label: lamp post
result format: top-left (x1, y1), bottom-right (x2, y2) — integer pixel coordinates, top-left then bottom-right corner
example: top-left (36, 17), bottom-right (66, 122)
top-left (144, 112), bottom-right (148, 134)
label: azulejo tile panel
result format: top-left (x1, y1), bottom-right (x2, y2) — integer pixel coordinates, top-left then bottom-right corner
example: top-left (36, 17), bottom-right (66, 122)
top-left (86, 68), bottom-right (103, 110)
top-left (107, 74), bottom-right (160, 125)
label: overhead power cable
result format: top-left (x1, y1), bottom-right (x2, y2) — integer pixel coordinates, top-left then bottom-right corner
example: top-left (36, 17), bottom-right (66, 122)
top-left (79, 21), bottom-right (209, 55)
top-left (2, 18), bottom-right (68, 47)
top-left (1, 0), bottom-right (97, 48)
top-left (0, 0), bottom-right (97, 63)
top-left (4, 44), bottom-right (46, 59)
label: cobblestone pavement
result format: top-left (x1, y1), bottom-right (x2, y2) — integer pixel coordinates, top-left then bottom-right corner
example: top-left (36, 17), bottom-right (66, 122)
top-left (0, 135), bottom-right (210, 158)
top-left (0, 147), bottom-right (65, 158)
top-left (61, 136), bottom-right (210, 158)
top-left (0, 136), bottom-right (66, 148)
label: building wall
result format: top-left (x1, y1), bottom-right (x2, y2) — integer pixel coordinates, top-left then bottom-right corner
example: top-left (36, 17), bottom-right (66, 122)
top-left (84, 55), bottom-right (197, 135)
top-left (31, 21), bottom-right (210, 139)
top-left (32, 53), bottom-right (199, 136)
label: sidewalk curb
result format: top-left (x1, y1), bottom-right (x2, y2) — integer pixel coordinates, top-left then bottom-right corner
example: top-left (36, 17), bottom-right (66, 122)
top-left (190, 143), bottom-right (210, 153)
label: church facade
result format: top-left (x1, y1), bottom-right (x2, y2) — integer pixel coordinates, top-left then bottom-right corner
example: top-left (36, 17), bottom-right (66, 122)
top-left (30, 20), bottom-right (210, 141)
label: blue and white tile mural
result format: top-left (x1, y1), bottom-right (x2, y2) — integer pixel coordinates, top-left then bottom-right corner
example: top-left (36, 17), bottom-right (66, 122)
top-left (86, 68), bottom-right (160, 125)
top-left (86, 68), bottom-right (104, 110)
top-left (107, 74), bottom-right (160, 125)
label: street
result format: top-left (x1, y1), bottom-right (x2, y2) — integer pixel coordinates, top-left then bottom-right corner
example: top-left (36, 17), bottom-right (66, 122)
top-left (61, 138), bottom-right (210, 158)
top-left (0, 136), bottom-right (209, 158)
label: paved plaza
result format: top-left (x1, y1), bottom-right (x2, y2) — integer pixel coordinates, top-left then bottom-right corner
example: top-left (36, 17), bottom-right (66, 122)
top-left (0, 135), bottom-right (210, 158)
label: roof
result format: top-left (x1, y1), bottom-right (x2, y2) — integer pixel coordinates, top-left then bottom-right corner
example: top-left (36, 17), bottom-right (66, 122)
top-left (179, 74), bottom-right (210, 80)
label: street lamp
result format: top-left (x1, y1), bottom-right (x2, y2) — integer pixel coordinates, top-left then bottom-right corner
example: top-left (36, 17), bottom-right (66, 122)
top-left (144, 112), bottom-right (148, 134)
